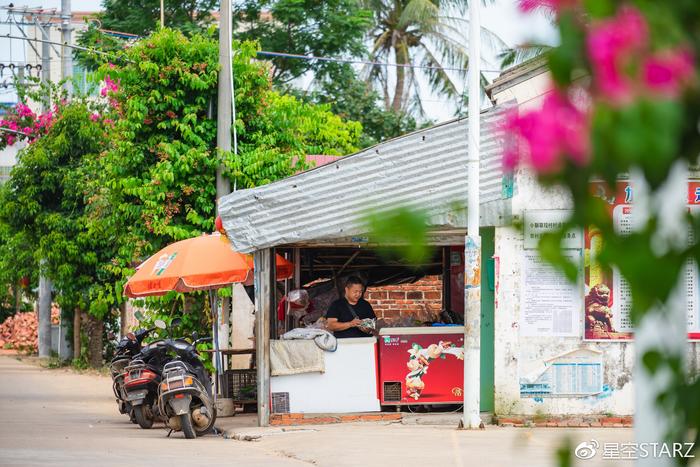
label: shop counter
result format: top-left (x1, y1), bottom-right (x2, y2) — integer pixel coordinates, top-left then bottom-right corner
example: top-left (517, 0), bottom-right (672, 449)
top-left (270, 336), bottom-right (380, 413)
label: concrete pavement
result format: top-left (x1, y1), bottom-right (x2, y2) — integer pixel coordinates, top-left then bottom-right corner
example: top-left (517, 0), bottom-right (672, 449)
top-left (0, 355), bottom-right (637, 467)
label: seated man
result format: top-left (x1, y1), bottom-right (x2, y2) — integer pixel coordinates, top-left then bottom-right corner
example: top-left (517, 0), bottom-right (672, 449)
top-left (325, 276), bottom-right (376, 338)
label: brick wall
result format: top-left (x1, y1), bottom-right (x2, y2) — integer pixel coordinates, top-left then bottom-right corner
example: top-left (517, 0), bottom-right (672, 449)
top-left (365, 275), bottom-right (443, 321)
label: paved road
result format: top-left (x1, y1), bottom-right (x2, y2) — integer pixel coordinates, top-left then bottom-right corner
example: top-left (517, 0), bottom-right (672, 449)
top-left (0, 356), bottom-right (305, 467)
top-left (0, 355), bottom-right (637, 467)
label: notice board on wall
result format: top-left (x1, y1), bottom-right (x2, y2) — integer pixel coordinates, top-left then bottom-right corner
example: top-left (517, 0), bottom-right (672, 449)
top-left (521, 210), bottom-right (583, 338)
top-left (519, 348), bottom-right (604, 398)
top-left (585, 181), bottom-right (700, 341)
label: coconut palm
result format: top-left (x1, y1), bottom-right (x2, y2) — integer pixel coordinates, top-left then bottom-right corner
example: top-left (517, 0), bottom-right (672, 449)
top-left (365, 0), bottom-right (506, 116)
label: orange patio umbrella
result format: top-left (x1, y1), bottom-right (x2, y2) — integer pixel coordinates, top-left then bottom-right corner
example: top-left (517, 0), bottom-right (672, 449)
top-left (124, 232), bottom-right (293, 298)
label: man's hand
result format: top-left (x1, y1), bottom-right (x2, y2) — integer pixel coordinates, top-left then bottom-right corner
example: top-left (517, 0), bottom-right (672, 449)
top-left (349, 318), bottom-right (362, 328)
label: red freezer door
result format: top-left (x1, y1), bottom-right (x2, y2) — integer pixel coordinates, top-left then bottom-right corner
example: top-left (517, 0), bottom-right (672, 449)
top-left (379, 331), bottom-right (465, 404)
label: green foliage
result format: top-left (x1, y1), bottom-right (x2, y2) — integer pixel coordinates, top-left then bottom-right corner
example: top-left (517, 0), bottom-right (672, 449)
top-left (235, 0), bottom-right (371, 84)
top-left (305, 65), bottom-right (417, 147)
top-left (366, 206), bottom-right (433, 265)
top-left (74, 23), bottom-right (132, 72)
top-left (99, 0), bottom-right (217, 36)
top-left (366, 0), bottom-right (503, 115)
top-left (83, 28), bottom-right (360, 333)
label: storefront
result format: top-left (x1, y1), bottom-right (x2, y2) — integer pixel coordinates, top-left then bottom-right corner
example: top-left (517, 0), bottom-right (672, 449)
top-left (218, 105), bottom-right (509, 426)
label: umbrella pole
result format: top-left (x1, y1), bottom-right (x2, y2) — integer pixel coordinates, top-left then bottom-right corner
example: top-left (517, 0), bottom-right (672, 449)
top-left (210, 291), bottom-right (222, 400)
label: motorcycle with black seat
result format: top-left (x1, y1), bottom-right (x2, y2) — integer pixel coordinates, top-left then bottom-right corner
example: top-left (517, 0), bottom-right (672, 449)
top-left (153, 319), bottom-right (217, 439)
top-left (109, 327), bottom-right (155, 421)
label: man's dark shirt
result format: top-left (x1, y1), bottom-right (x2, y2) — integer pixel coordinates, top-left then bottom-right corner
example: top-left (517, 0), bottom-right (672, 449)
top-left (325, 297), bottom-right (376, 338)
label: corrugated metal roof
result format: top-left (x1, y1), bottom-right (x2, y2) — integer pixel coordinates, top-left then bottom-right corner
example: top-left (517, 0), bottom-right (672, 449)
top-left (219, 105), bottom-right (510, 253)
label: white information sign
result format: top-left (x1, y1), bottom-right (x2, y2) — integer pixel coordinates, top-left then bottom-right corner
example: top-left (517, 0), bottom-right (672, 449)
top-left (520, 250), bottom-right (582, 337)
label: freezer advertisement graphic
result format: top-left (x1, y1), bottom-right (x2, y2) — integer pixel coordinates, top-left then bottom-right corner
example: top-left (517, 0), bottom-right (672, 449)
top-left (379, 333), bottom-right (465, 404)
top-left (585, 180), bottom-right (700, 340)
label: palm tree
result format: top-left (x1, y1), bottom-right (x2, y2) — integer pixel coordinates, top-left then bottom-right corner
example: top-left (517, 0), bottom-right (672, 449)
top-left (365, 0), bottom-right (506, 116)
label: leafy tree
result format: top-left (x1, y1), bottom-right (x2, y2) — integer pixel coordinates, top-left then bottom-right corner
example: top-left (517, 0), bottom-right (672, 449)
top-left (86, 29), bottom-right (360, 333)
top-left (306, 65), bottom-right (417, 147)
top-left (99, 0), bottom-right (217, 36)
top-left (234, 0), bottom-right (372, 84)
top-left (365, 0), bottom-right (505, 115)
top-left (0, 97), bottom-right (117, 366)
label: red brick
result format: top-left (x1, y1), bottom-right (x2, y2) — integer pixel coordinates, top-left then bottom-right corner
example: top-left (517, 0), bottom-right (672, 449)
top-left (499, 417), bottom-right (524, 425)
top-left (601, 417), bottom-right (623, 424)
top-left (389, 292), bottom-right (405, 299)
top-left (359, 414), bottom-right (384, 421)
top-left (534, 422), bottom-right (547, 427)
top-left (380, 414), bottom-right (401, 421)
top-left (407, 291), bottom-right (423, 300)
top-left (424, 292), bottom-right (441, 300)
top-left (545, 422), bottom-right (558, 427)
top-left (341, 415), bottom-right (360, 422)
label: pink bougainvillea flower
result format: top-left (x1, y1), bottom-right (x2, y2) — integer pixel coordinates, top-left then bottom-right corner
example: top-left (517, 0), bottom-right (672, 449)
top-left (15, 103), bottom-right (35, 118)
top-left (502, 91), bottom-right (590, 174)
top-left (90, 113), bottom-right (100, 122)
top-left (642, 48), bottom-right (695, 98)
top-left (586, 6), bottom-right (648, 104)
top-left (100, 75), bottom-right (120, 97)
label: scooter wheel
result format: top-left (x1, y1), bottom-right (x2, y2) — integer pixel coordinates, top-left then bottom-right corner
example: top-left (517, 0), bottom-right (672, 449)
top-left (134, 405), bottom-right (154, 429)
top-left (180, 413), bottom-right (196, 439)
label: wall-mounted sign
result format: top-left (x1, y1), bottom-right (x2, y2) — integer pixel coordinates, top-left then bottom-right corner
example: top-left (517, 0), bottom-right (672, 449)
top-left (524, 210), bottom-right (582, 250)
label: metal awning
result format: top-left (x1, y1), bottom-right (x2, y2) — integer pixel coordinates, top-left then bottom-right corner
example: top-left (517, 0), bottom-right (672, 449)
top-left (219, 105), bottom-right (511, 253)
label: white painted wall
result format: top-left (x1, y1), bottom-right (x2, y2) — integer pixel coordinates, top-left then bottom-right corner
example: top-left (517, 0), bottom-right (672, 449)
top-left (489, 65), bottom-right (700, 416)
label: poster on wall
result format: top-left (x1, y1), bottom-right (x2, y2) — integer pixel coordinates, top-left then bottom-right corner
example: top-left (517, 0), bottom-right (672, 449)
top-left (521, 250), bottom-right (582, 337)
top-left (521, 210), bottom-right (583, 337)
top-left (519, 348), bottom-right (604, 398)
top-left (585, 180), bottom-right (700, 340)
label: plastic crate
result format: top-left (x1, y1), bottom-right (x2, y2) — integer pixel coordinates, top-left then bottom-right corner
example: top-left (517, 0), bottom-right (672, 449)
top-left (223, 369), bottom-right (257, 402)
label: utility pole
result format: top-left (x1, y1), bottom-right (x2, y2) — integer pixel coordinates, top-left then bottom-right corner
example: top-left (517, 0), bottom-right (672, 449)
top-left (160, 0), bottom-right (164, 28)
top-left (61, 0), bottom-right (72, 94)
top-left (462, 0), bottom-right (482, 430)
top-left (216, 0), bottom-right (233, 383)
top-left (37, 18), bottom-right (52, 358)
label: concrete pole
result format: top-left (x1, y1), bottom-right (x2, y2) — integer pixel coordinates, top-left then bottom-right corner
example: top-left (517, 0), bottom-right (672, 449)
top-left (61, 0), bottom-right (72, 95)
top-left (462, 0), bottom-right (482, 430)
top-left (216, 0), bottom-right (233, 368)
top-left (37, 21), bottom-right (53, 358)
top-left (254, 249), bottom-right (272, 427)
top-left (160, 0), bottom-right (165, 28)
top-left (632, 164), bottom-right (688, 466)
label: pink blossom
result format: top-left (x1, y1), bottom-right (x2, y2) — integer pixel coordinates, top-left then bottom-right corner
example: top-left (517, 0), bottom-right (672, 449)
top-left (100, 75), bottom-right (120, 97)
top-left (104, 118), bottom-right (114, 126)
top-left (6, 135), bottom-right (15, 146)
top-left (90, 113), bottom-right (100, 122)
top-left (642, 48), bottom-right (695, 98)
top-left (15, 103), bottom-right (35, 118)
top-left (502, 91), bottom-right (590, 173)
top-left (22, 127), bottom-right (32, 135)
top-left (586, 6), bottom-right (648, 104)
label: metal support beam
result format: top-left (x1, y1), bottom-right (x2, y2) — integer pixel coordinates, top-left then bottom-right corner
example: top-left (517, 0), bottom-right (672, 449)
top-left (254, 248), bottom-right (272, 427)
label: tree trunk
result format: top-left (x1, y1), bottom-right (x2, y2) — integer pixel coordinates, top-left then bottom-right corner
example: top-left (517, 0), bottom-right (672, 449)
top-left (85, 314), bottom-right (104, 368)
top-left (73, 307), bottom-right (81, 360)
top-left (119, 302), bottom-right (127, 338)
top-left (391, 41), bottom-right (408, 112)
top-left (14, 283), bottom-right (21, 314)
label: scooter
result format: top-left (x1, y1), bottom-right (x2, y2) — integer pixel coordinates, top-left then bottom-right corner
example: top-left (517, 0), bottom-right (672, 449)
top-left (153, 319), bottom-right (217, 439)
top-left (109, 327), bottom-right (155, 420)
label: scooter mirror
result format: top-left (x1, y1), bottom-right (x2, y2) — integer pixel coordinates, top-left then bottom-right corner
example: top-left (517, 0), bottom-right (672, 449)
top-left (154, 319), bottom-right (167, 330)
top-left (191, 331), bottom-right (199, 342)
top-left (126, 332), bottom-right (136, 341)
top-left (171, 317), bottom-right (182, 328)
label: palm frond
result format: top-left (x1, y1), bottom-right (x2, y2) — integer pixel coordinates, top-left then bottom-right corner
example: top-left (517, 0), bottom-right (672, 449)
top-left (497, 44), bottom-right (551, 69)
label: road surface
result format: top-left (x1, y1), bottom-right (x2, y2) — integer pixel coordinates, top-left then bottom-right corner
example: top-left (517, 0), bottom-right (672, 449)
top-left (0, 355), bottom-right (637, 467)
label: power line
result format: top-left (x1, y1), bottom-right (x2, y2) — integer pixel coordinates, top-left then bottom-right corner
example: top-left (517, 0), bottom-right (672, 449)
top-left (256, 50), bottom-right (502, 74)
top-left (2, 33), bottom-right (133, 62)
